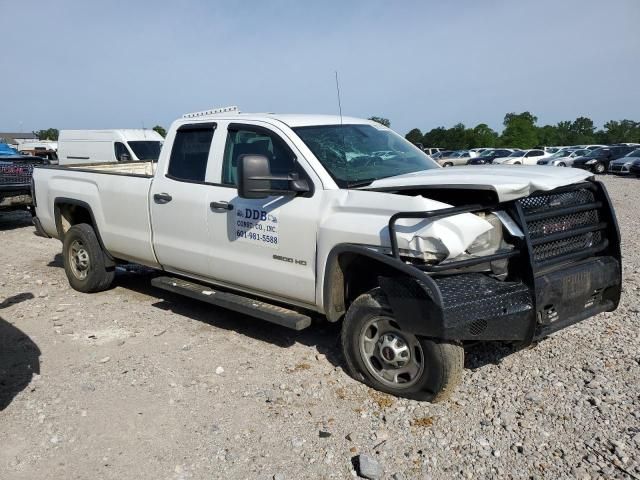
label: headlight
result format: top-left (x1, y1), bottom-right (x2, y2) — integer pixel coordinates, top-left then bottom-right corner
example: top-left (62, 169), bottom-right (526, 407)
top-left (467, 213), bottom-right (504, 256)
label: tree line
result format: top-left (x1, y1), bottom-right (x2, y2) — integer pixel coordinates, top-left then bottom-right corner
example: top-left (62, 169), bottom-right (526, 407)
top-left (401, 112), bottom-right (640, 150)
top-left (32, 125), bottom-right (167, 141)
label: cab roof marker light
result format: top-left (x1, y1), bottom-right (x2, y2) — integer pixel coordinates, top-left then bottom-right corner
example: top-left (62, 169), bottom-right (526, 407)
top-left (182, 106), bottom-right (240, 118)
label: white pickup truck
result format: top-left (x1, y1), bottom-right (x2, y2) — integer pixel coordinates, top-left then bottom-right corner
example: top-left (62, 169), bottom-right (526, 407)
top-left (32, 107), bottom-right (622, 401)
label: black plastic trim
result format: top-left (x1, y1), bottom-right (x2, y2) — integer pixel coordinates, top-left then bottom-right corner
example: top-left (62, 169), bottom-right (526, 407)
top-left (322, 244), bottom-right (445, 321)
top-left (53, 197), bottom-right (115, 264)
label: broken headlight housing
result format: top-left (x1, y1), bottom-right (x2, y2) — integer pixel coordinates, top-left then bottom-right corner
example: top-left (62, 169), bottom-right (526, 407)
top-left (467, 213), bottom-right (505, 256)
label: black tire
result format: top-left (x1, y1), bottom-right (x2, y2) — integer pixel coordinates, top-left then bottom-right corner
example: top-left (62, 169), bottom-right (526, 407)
top-left (514, 161), bottom-right (522, 165)
top-left (443, 162), bottom-right (453, 168)
top-left (558, 162), bottom-right (566, 167)
top-left (594, 162), bottom-right (606, 174)
top-left (62, 223), bottom-right (115, 293)
top-left (341, 288), bottom-right (464, 402)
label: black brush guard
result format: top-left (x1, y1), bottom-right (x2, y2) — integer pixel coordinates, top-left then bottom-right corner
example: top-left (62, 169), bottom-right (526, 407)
top-left (379, 181), bottom-right (622, 345)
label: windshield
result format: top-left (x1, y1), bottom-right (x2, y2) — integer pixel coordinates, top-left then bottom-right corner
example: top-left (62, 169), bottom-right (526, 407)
top-left (479, 149), bottom-right (497, 157)
top-left (625, 149), bottom-right (640, 157)
top-left (586, 148), bottom-right (606, 157)
top-left (127, 141), bottom-right (162, 161)
top-left (507, 151), bottom-right (525, 157)
top-left (293, 124), bottom-right (438, 187)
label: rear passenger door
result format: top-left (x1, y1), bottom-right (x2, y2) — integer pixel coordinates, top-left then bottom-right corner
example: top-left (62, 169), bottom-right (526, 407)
top-left (150, 122), bottom-right (217, 278)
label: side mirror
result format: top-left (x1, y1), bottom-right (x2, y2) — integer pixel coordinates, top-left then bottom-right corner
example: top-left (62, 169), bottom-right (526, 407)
top-left (238, 154), bottom-right (310, 199)
top-left (119, 153), bottom-right (131, 162)
top-left (238, 154), bottom-right (272, 199)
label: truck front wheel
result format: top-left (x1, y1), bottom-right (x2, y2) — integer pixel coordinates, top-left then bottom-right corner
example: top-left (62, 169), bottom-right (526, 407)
top-left (341, 289), bottom-right (464, 402)
top-left (63, 223), bottom-right (115, 293)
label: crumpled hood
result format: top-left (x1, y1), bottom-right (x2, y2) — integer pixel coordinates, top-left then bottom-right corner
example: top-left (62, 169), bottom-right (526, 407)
top-left (364, 165), bottom-right (592, 202)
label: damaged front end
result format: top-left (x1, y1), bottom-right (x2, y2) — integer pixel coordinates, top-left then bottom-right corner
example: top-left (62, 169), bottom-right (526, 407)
top-left (379, 181), bottom-right (622, 346)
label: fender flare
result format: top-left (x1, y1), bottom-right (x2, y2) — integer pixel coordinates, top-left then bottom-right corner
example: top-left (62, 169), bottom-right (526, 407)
top-left (322, 243), bottom-right (443, 322)
top-left (54, 197), bottom-right (115, 265)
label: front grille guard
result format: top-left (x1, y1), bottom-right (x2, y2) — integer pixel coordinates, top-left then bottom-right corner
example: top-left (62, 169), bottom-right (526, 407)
top-left (387, 181), bottom-right (617, 276)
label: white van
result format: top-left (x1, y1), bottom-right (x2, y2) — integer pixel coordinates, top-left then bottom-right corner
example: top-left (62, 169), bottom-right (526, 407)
top-left (57, 129), bottom-right (163, 165)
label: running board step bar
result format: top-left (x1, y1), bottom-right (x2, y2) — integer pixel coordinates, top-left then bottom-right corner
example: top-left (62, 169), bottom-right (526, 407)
top-left (151, 276), bottom-right (312, 331)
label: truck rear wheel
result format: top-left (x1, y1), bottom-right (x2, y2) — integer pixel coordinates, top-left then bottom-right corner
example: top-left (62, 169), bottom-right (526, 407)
top-left (63, 223), bottom-right (115, 293)
top-left (341, 288), bottom-right (464, 402)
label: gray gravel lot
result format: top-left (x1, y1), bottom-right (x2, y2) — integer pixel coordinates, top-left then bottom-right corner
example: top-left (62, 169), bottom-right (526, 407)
top-left (0, 175), bottom-right (638, 479)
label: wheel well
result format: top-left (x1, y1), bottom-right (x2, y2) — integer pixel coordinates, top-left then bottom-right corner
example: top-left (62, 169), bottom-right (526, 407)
top-left (55, 202), bottom-right (93, 236)
top-left (325, 252), bottom-right (404, 322)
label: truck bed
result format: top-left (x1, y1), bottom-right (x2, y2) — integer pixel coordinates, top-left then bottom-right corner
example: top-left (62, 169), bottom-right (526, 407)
top-left (32, 161), bottom-right (159, 267)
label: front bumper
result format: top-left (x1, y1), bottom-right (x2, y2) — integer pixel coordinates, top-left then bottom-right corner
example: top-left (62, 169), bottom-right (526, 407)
top-left (382, 256), bottom-right (620, 342)
top-left (0, 184), bottom-right (32, 209)
top-left (573, 163), bottom-right (598, 172)
top-left (380, 181), bottom-right (622, 345)
top-left (609, 164), bottom-right (630, 174)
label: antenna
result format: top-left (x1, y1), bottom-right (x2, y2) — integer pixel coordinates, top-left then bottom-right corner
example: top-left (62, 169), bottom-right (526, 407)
top-left (335, 71), bottom-right (349, 181)
top-left (334, 71), bottom-right (343, 126)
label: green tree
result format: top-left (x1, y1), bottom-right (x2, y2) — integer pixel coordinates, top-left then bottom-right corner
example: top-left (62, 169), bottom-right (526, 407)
top-left (422, 127), bottom-right (448, 148)
top-left (152, 125), bottom-right (167, 138)
top-left (368, 116), bottom-right (391, 127)
top-left (443, 123), bottom-right (467, 150)
top-left (500, 112), bottom-right (538, 148)
top-left (405, 128), bottom-right (423, 145)
top-left (601, 120), bottom-right (640, 143)
top-left (468, 123), bottom-right (498, 148)
top-left (537, 125), bottom-right (559, 146)
top-left (553, 121), bottom-right (572, 145)
top-left (33, 128), bottom-right (59, 140)
top-left (569, 116), bottom-right (595, 144)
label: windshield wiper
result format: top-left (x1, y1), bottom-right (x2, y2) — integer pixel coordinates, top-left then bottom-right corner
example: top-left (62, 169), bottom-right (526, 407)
top-left (346, 179), bottom-right (375, 188)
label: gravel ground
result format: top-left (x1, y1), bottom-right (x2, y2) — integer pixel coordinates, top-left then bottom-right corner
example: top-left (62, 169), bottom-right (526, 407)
top-left (0, 175), bottom-right (639, 480)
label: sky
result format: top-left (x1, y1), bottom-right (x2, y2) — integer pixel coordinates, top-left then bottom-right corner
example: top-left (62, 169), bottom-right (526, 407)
top-left (2, 0), bottom-right (639, 136)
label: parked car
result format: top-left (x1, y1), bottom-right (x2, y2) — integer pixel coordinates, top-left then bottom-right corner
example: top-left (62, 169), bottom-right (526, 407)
top-left (536, 149), bottom-right (591, 167)
top-left (608, 148), bottom-right (640, 174)
top-left (423, 147), bottom-right (443, 156)
top-left (0, 144), bottom-right (48, 211)
top-left (572, 145), bottom-right (639, 174)
top-left (437, 150), bottom-right (477, 167)
top-left (431, 150), bottom-right (453, 160)
top-left (469, 148), bottom-right (490, 155)
top-left (32, 107), bottom-right (622, 402)
top-left (466, 149), bottom-right (517, 165)
top-left (493, 149), bottom-right (550, 165)
top-left (57, 129), bottom-right (164, 165)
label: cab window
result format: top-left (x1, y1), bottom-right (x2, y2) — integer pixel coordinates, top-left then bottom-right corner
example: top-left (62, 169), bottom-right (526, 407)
top-left (167, 124), bottom-right (215, 182)
top-left (114, 142), bottom-right (131, 161)
top-left (221, 126), bottom-right (297, 186)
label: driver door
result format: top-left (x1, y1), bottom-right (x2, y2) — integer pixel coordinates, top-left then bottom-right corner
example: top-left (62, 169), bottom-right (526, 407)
top-left (205, 122), bottom-right (323, 305)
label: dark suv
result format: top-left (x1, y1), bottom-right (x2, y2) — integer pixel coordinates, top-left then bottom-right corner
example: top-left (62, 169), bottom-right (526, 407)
top-left (572, 145), bottom-right (639, 174)
top-left (467, 149), bottom-right (516, 165)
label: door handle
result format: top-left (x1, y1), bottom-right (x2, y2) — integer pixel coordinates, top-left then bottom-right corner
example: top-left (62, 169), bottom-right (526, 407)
top-left (210, 201), bottom-right (233, 211)
top-left (153, 193), bottom-right (173, 204)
